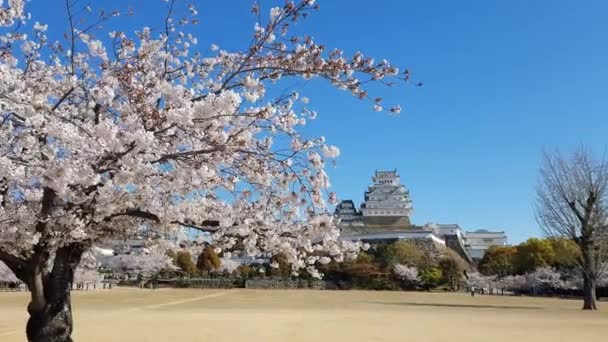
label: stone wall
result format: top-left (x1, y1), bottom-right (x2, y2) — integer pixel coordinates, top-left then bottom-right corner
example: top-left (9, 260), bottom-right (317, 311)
top-left (158, 278), bottom-right (245, 289)
top-left (444, 235), bottom-right (474, 265)
top-left (118, 278), bottom-right (340, 289)
top-left (245, 279), bottom-right (331, 289)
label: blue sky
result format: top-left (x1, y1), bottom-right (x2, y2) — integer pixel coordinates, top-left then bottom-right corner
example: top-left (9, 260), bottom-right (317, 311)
top-left (24, 0), bottom-right (608, 244)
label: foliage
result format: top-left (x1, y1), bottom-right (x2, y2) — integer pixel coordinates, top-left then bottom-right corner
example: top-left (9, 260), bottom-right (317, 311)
top-left (382, 240), bottom-right (430, 268)
top-left (196, 246), bottom-right (221, 275)
top-left (438, 254), bottom-right (464, 291)
top-left (236, 265), bottom-right (255, 279)
top-left (176, 251), bottom-right (197, 276)
top-left (165, 249), bottom-right (177, 265)
top-left (514, 238), bottom-right (555, 274)
top-left (478, 246), bottom-right (516, 277)
top-left (347, 261), bottom-right (382, 279)
top-left (548, 238), bottom-right (580, 269)
top-left (269, 252), bottom-right (292, 278)
top-left (418, 266), bottom-right (442, 289)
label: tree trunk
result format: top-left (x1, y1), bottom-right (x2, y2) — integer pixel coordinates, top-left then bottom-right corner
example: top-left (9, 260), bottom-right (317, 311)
top-left (582, 273), bottom-right (598, 310)
top-left (26, 290), bottom-right (74, 342)
top-left (580, 239), bottom-right (598, 310)
top-left (26, 245), bottom-right (85, 342)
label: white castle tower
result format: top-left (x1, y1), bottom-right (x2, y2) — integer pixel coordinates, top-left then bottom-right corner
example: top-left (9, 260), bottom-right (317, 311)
top-left (360, 170), bottom-right (412, 218)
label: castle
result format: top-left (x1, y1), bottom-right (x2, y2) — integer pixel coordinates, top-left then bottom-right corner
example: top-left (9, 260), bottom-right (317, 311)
top-left (336, 170), bottom-right (508, 262)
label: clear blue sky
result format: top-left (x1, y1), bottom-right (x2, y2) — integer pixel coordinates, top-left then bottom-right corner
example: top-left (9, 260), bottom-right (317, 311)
top-left (25, 0), bottom-right (608, 244)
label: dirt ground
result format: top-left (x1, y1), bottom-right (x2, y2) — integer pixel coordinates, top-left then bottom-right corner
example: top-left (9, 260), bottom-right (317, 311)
top-left (1, 288), bottom-right (607, 341)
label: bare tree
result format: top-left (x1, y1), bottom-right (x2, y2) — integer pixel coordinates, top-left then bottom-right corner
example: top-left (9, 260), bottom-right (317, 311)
top-left (536, 149), bottom-right (608, 310)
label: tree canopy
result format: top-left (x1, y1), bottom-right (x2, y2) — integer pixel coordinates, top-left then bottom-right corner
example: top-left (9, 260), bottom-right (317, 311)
top-left (196, 246), bottom-right (221, 275)
top-left (513, 238), bottom-right (555, 274)
top-left (478, 246), bottom-right (516, 277)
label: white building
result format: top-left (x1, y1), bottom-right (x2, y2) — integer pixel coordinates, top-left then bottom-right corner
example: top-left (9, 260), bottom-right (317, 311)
top-left (334, 200), bottom-right (361, 222)
top-left (464, 229), bottom-right (508, 260)
top-left (334, 169), bottom-right (509, 265)
top-left (436, 224), bottom-right (463, 238)
top-left (341, 229), bottom-right (447, 247)
top-left (360, 170), bottom-right (412, 218)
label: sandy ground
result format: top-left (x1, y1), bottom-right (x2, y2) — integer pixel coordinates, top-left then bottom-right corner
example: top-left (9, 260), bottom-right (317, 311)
top-left (1, 288), bottom-right (607, 341)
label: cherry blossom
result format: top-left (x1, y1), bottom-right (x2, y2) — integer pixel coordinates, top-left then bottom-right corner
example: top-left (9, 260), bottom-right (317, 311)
top-left (107, 248), bottom-right (176, 280)
top-left (73, 250), bottom-right (102, 287)
top-left (467, 272), bottom-right (493, 289)
top-left (0, 0), bottom-right (25, 27)
top-left (526, 267), bottom-right (564, 289)
top-left (0, 1), bottom-right (412, 339)
top-left (393, 264), bottom-right (420, 283)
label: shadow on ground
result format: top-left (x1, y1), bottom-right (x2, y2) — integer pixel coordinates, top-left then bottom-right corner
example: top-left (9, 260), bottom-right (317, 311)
top-left (371, 302), bottom-right (544, 310)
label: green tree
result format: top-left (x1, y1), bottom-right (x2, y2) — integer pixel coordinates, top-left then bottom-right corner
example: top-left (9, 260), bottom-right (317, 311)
top-left (382, 240), bottom-right (430, 268)
top-left (478, 246), bottom-right (517, 277)
top-left (418, 266), bottom-right (443, 290)
top-left (175, 251), bottom-right (197, 276)
top-left (196, 246), bottom-right (221, 276)
top-left (514, 238), bottom-right (555, 274)
top-left (438, 253), bottom-right (464, 291)
top-left (549, 237), bottom-right (580, 269)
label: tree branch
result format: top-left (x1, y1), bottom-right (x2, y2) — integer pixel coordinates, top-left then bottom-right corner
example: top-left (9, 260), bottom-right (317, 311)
top-left (0, 249), bottom-right (28, 282)
top-left (103, 209), bottom-right (160, 222)
top-left (51, 87), bottom-right (75, 112)
top-left (150, 147), bottom-right (221, 164)
top-left (173, 219), bottom-right (221, 233)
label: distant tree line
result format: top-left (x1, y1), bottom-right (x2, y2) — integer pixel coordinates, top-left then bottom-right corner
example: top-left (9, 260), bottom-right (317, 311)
top-left (476, 237), bottom-right (608, 297)
top-left (317, 240), bottom-right (470, 291)
top-left (151, 240), bottom-right (470, 292)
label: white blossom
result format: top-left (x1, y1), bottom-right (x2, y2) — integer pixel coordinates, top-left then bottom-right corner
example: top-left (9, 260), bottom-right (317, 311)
top-left (0, 0), bottom-right (408, 305)
top-left (322, 145), bottom-right (341, 158)
top-left (393, 264), bottom-right (420, 283)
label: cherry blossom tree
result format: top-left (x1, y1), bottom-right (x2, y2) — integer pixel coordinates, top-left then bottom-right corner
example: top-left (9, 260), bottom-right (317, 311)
top-left (73, 251), bottom-right (101, 290)
top-left (525, 267), bottom-right (564, 292)
top-left (0, 0), bottom-right (414, 339)
top-left (393, 263), bottom-right (420, 285)
top-left (107, 248), bottom-right (175, 281)
top-left (466, 272), bottom-right (494, 292)
top-left (497, 274), bottom-right (528, 294)
top-left (217, 257), bottom-right (241, 275)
